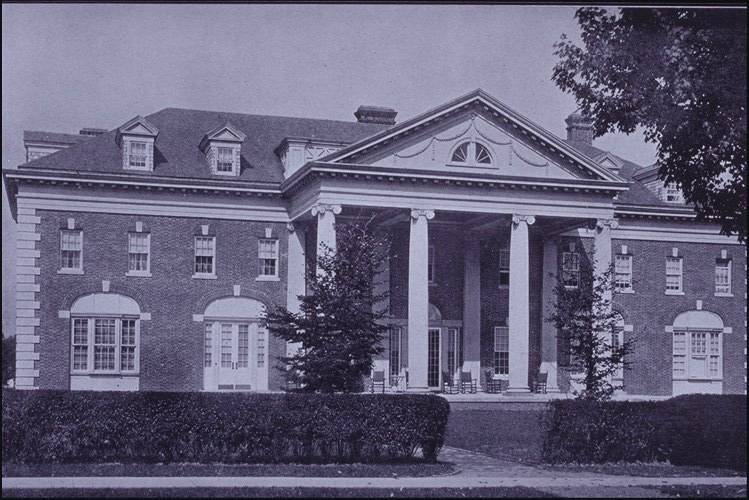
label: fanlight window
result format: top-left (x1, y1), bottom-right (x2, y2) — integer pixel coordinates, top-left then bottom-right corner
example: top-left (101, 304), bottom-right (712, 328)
top-left (451, 141), bottom-right (492, 165)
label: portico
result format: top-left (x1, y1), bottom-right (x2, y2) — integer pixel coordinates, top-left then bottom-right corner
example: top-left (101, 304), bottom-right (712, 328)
top-left (280, 90), bottom-right (628, 393)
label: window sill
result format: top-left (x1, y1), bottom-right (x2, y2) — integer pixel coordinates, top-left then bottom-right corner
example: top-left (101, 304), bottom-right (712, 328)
top-left (255, 275), bottom-right (280, 282)
top-left (58, 268), bottom-right (84, 275)
top-left (714, 292), bottom-right (733, 297)
top-left (192, 273), bottom-right (217, 280)
top-left (126, 271), bottom-right (152, 278)
top-left (665, 291), bottom-right (685, 296)
top-left (71, 371), bottom-right (140, 376)
top-left (672, 377), bottom-right (722, 382)
top-left (498, 285), bottom-right (509, 290)
top-left (428, 282), bottom-right (438, 287)
top-left (616, 289), bottom-right (635, 294)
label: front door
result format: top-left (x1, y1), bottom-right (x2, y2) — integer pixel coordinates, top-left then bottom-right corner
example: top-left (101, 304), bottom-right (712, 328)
top-left (205, 321), bottom-right (257, 390)
top-left (428, 327), bottom-right (441, 388)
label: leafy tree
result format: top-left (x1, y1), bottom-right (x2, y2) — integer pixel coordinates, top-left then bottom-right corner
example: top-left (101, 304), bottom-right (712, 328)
top-left (265, 222), bottom-right (390, 393)
top-left (553, 7), bottom-right (747, 241)
top-left (2, 333), bottom-right (16, 387)
top-left (550, 254), bottom-right (633, 401)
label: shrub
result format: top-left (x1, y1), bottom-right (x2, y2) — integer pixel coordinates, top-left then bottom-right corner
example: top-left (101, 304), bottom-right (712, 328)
top-left (2, 390), bottom-right (450, 465)
top-left (542, 395), bottom-right (746, 471)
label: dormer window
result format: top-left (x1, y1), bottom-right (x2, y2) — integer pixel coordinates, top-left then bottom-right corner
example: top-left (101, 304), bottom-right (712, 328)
top-left (663, 182), bottom-right (684, 204)
top-left (199, 123), bottom-right (246, 177)
top-left (450, 141), bottom-right (493, 165)
top-left (128, 141), bottom-right (147, 169)
top-left (116, 116), bottom-right (159, 172)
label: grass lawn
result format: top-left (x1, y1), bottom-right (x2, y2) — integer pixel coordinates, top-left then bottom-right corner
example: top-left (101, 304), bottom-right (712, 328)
top-left (654, 485), bottom-right (748, 498)
top-left (2, 461), bottom-right (454, 478)
top-left (2, 487), bottom-right (555, 498)
top-left (540, 462), bottom-right (745, 478)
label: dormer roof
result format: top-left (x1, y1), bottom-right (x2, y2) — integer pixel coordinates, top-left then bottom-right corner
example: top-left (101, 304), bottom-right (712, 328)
top-left (198, 122), bottom-right (247, 152)
top-left (116, 115), bottom-right (159, 145)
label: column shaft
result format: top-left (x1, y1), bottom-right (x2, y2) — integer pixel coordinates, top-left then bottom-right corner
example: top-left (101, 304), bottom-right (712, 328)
top-left (507, 215), bottom-right (534, 393)
top-left (540, 237), bottom-right (560, 392)
top-left (462, 238), bottom-right (481, 383)
top-left (407, 209), bottom-right (433, 389)
top-left (286, 223), bottom-right (306, 358)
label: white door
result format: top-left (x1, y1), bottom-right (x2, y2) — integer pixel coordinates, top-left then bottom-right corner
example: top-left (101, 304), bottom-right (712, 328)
top-left (204, 321), bottom-right (258, 391)
top-left (688, 332), bottom-right (707, 379)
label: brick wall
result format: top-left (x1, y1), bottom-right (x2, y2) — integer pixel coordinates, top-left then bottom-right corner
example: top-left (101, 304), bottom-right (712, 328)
top-left (35, 210), bottom-right (289, 391)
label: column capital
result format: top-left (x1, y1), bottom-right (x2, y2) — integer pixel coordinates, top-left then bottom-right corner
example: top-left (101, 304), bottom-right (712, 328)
top-left (410, 209), bottom-right (435, 220)
top-left (512, 214), bottom-right (536, 226)
top-left (286, 222), bottom-right (296, 233)
top-left (311, 203), bottom-right (342, 217)
top-left (595, 218), bottom-right (619, 231)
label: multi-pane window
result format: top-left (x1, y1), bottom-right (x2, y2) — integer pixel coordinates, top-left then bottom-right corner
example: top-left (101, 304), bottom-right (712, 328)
top-left (665, 257), bottom-right (683, 293)
top-left (389, 327), bottom-right (402, 377)
top-left (611, 325), bottom-right (624, 379)
top-left (220, 323), bottom-right (232, 368)
top-left (194, 236), bottom-right (215, 275)
top-left (204, 324), bottom-right (213, 368)
top-left (673, 330), bottom-right (722, 380)
top-left (127, 233), bottom-right (150, 273)
top-left (258, 239), bottom-right (279, 277)
top-left (715, 259), bottom-right (732, 295)
top-left (427, 246), bottom-right (435, 283)
top-left (493, 326), bottom-right (509, 376)
top-left (237, 324), bottom-right (249, 368)
top-left (451, 141), bottom-right (492, 165)
top-left (562, 251), bottom-right (580, 288)
top-left (60, 230), bottom-right (83, 270)
top-left (216, 147), bottom-right (234, 173)
top-left (614, 254), bottom-right (633, 292)
top-left (498, 248), bottom-right (510, 287)
top-left (128, 141), bottom-right (147, 168)
top-left (663, 182), bottom-right (684, 203)
top-left (257, 329), bottom-right (266, 367)
top-left (71, 317), bottom-right (139, 374)
top-left (447, 327), bottom-right (463, 378)
top-left (72, 319), bottom-right (88, 370)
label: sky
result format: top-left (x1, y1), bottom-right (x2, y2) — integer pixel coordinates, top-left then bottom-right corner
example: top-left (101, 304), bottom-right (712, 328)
top-left (1, 4), bottom-right (658, 336)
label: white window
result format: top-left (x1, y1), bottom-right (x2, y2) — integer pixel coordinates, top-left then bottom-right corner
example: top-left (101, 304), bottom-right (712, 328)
top-left (128, 141), bottom-right (147, 169)
top-left (562, 251), bottom-right (580, 288)
top-left (715, 259), bottom-right (732, 295)
top-left (216, 147), bottom-right (234, 173)
top-left (614, 254), bottom-right (633, 292)
top-left (60, 230), bottom-right (83, 271)
top-left (498, 248), bottom-right (510, 287)
top-left (612, 324), bottom-right (625, 380)
top-left (194, 236), bottom-right (216, 276)
top-left (447, 327), bottom-right (463, 378)
top-left (663, 182), bottom-right (684, 204)
top-left (389, 326), bottom-right (402, 377)
top-left (204, 323), bottom-right (213, 368)
top-left (256, 328), bottom-right (266, 368)
top-left (673, 330), bottom-right (722, 380)
top-left (428, 245), bottom-right (435, 283)
top-left (665, 256), bottom-right (683, 293)
top-left (258, 239), bottom-right (279, 278)
top-left (127, 233), bottom-right (150, 275)
top-left (71, 317), bottom-right (139, 374)
top-left (493, 326), bottom-right (509, 376)
top-left (450, 141), bottom-right (493, 165)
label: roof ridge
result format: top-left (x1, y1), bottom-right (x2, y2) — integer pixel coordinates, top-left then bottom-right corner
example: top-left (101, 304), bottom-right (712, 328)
top-left (150, 107), bottom-right (374, 127)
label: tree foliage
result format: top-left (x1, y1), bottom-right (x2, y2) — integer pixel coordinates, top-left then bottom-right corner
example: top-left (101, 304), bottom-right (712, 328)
top-left (550, 256), bottom-right (633, 401)
top-left (553, 8), bottom-right (747, 241)
top-left (264, 222), bottom-right (390, 393)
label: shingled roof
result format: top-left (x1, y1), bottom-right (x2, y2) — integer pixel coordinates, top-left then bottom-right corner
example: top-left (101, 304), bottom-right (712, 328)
top-left (23, 130), bottom-right (94, 145)
top-left (19, 108), bottom-right (390, 184)
top-left (18, 105), bottom-right (672, 209)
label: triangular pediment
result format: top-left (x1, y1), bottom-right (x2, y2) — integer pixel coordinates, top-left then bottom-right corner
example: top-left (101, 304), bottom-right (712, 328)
top-left (118, 116), bottom-right (159, 137)
top-left (199, 122), bottom-right (247, 151)
top-left (322, 89), bottom-right (625, 183)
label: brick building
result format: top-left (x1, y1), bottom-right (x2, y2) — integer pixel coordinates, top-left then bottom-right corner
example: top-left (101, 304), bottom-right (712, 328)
top-left (4, 89), bottom-right (746, 395)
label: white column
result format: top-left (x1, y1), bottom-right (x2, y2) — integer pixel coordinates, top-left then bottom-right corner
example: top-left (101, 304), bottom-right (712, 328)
top-left (462, 238), bottom-right (482, 384)
top-left (540, 237), bottom-right (560, 392)
top-left (507, 214), bottom-right (535, 393)
top-left (594, 218), bottom-right (618, 384)
top-left (407, 208), bottom-right (434, 390)
top-left (311, 203), bottom-right (341, 275)
top-left (286, 222), bottom-right (306, 358)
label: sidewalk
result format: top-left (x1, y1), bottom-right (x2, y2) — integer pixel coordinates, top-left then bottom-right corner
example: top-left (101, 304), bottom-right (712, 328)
top-left (3, 446), bottom-right (746, 492)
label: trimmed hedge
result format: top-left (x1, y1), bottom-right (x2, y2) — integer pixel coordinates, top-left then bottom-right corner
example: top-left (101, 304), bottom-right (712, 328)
top-left (542, 395), bottom-right (746, 471)
top-left (2, 390), bottom-right (450, 465)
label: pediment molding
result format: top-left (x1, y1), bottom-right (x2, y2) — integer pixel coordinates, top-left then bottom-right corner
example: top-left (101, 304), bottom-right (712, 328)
top-left (117, 116), bottom-right (159, 141)
top-left (199, 122), bottom-right (247, 152)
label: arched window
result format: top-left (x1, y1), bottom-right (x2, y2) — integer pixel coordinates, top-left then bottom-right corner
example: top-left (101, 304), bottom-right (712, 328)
top-left (70, 293), bottom-right (141, 374)
top-left (450, 141), bottom-right (493, 165)
top-left (672, 310), bottom-right (723, 381)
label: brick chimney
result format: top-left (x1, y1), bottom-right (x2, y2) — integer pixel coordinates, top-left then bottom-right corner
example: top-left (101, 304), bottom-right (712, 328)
top-left (354, 105), bottom-right (397, 125)
top-left (565, 112), bottom-right (594, 145)
top-left (79, 128), bottom-right (108, 136)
